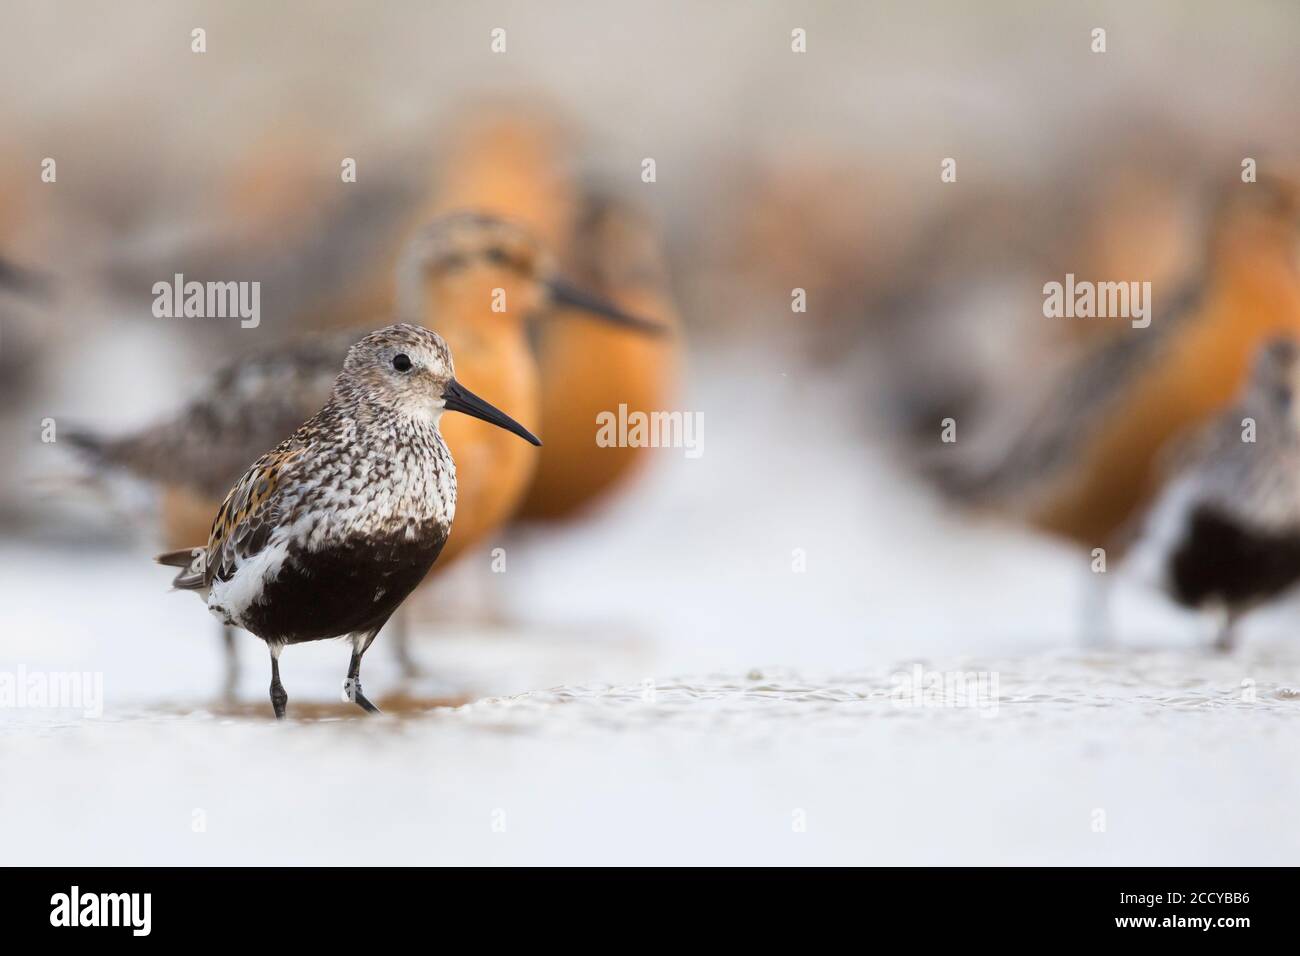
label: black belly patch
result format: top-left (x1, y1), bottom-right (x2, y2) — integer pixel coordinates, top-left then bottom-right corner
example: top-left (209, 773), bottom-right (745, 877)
top-left (1169, 506), bottom-right (1300, 610)
top-left (241, 527), bottom-right (447, 643)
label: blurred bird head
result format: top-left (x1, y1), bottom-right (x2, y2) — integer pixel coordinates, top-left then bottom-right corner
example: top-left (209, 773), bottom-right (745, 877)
top-left (397, 212), bottom-right (665, 336)
top-left (1245, 335), bottom-right (1300, 425)
top-left (339, 322), bottom-right (540, 445)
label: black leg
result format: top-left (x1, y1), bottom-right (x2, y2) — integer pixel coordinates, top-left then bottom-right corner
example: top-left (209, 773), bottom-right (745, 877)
top-left (343, 631), bottom-right (382, 715)
top-left (220, 624), bottom-right (239, 701)
top-left (269, 646), bottom-right (288, 720)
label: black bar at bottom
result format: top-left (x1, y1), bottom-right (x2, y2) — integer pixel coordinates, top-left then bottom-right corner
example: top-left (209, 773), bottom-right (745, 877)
top-left (0, 867), bottom-right (1288, 941)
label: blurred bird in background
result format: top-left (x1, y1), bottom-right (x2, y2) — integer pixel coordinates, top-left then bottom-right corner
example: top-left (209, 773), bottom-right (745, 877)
top-left (312, 103), bottom-right (582, 333)
top-left (396, 212), bottom-right (665, 643)
top-left (101, 121), bottom-right (417, 346)
top-left (424, 105), bottom-right (578, 254)
top-left (883, 173), bottom-right (1297, 525)
top-left (1127, 336), bottom-right (1300, 652)
top-left (877, 168), bottom-right (1300, 643)
top-left (0, 149), bottom-right (57, 518)
top-left (869, 130), bottom-right (1209, 456)
top-left (520, 191), bottom-right (682, 521)
top-left (704, 151), bottom-right (920, 358)
top-left (0, 256), bottom-right (53, 419)
top-left (386, 106), bottom-right (683, 623)
top-left (1032, 173), bottom-right (1300, 548)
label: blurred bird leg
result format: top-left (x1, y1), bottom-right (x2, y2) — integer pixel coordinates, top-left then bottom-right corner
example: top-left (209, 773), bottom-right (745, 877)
top-left (220, 625), bottom-right (238, 702)
top-left (1212, 608), bottom-right (1238, 654)
top-left (383, 608), bottom-right (420, 680)
top-left (1079, 564), bottom-right (1114, 649)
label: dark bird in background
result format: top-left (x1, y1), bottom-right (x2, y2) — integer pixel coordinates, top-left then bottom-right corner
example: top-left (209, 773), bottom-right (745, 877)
top-left (157, 324), bottom-right (541, 719)
top-left (1127, 336), bottom-right (1300, 652)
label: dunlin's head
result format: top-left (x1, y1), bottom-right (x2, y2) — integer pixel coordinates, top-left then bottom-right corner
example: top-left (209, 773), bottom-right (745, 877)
top-left (337, 323), bottom-right (541, 445)
top-left (398, 211), bottom-right (666, 335)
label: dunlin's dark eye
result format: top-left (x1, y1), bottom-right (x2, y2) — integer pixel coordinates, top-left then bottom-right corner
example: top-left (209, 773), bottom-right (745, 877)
top-left (392, 353), bottom-right (412, 372)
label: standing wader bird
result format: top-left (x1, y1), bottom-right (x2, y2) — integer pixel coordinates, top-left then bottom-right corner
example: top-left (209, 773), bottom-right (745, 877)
top-left (68, 213), bottom-right (662, 691)
top-left (158, 324), bottom-right (540, 719)
top-left (1128, 337), bottom-right (1300, 652)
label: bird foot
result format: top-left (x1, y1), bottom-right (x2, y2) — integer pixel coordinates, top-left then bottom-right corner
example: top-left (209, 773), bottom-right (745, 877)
top-left (342, 678), bottom-right (381, 714)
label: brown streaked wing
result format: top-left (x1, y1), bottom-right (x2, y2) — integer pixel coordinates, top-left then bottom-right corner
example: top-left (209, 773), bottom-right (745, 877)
top-left (204, 444), bottom-right (307, 588)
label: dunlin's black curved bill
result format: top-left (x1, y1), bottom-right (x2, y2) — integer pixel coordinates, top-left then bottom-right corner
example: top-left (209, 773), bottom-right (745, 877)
top-left (546, 278), bottom-right (669, 337)
top-left (443, 379), bottom-right (541, 446)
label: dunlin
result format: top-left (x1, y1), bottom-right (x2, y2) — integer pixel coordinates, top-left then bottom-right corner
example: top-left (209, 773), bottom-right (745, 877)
top-left (1128, 337), bottom-right (1300, 652)
top-left (158, 324), bottom-right (540, 718)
